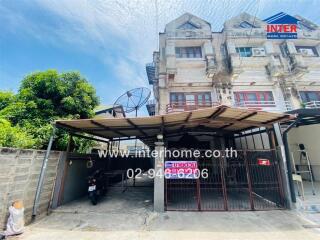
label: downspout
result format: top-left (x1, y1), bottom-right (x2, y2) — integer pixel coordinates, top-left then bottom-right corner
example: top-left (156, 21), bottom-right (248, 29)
top-left (32, 124), bottom-right (56, 217)
top-left (282, 118), bottom-right (300, 203)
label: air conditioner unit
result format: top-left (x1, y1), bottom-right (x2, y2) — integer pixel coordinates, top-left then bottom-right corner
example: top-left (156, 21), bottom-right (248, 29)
top-left (252, 48), bottom-right (266, 56)
top-left (298, 48), bottom-right (314, 56)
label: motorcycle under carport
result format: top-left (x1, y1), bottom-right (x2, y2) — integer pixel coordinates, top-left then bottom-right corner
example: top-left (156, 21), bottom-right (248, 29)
top-left (87, 170), bottom-right (106, 205)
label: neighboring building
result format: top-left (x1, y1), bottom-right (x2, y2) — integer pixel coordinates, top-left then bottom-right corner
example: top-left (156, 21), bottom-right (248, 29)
top-left (91, 105), bottom-right (125, 152)
top-left (94, 105), bottom-right (126, 118)
top-left (146, 12), bottom-right (320, 116)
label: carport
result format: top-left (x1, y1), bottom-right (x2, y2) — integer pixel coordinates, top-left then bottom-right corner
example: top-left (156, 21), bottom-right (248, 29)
top-left (32, 105), bottom-right (294, 215)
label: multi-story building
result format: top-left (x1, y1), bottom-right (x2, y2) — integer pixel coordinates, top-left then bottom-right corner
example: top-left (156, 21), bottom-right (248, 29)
top-left (146, 12), bottom-right (320, 115)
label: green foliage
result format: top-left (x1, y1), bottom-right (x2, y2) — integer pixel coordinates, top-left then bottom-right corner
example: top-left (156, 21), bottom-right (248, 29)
top-left (0, 119), bottom-right (35, 148)
top-left (0, 91), bottom-right (15, 111)
top-left (0, 70), bottom-right (99, 151)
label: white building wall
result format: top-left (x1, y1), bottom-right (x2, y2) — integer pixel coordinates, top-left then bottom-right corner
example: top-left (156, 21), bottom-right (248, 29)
top-left (288, 125), bottom-right (320, 181)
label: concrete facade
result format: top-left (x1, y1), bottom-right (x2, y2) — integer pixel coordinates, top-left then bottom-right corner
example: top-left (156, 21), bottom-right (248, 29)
top-left (147, 12), bottom-right (320, 115)
top-left (0, 147), bottom-right (63, 229)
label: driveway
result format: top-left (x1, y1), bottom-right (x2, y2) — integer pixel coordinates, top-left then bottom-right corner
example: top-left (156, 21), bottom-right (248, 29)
top-left (9, 186), bottom-right (320, 240)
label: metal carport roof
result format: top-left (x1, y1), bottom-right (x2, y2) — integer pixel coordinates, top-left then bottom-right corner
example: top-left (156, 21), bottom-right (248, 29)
top-left (55, 105), bottom-right (294, 146)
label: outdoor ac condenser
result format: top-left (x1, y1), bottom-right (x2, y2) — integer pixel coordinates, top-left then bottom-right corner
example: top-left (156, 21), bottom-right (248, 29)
top-left (252, 47), bottom-right (266, 56)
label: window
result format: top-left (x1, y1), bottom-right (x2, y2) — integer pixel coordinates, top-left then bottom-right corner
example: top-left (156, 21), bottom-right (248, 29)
top-left (178, 22), bottom-right (199, 30)
top-left (170, 93), bottom-right (185, 106)
top-left (170, 92), bottom-right (211, 106)
top-left (239, 21), bottom-right (256, 28)
top-left (175, 47), bottom-right (202, 58)
top-left (236, 47), bottom-right (252, 57)
top-left (295, 46), bottom-right (319, 57)
top-left (300, 91), bottom-right (320, 102)
top-left (234, 91), bottom-right (275, 107)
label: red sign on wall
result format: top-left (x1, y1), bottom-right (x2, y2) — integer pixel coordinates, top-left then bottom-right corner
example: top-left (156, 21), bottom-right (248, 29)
top-left (257, 158), bottom-right (271, 166)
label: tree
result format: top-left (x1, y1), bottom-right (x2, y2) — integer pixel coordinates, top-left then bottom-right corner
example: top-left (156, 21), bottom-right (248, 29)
top-left (0, 70), bottom-right (100, 151)
top-left (0, 119), bottom-right (35, 148)
top-left (0, 91), bottom-right (15, 111)
top-left (18, 70), bottom-right (99, 121)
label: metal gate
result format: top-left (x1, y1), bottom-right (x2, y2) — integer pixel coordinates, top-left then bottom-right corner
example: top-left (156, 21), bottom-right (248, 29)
top-left (165, 149), bottom-right (285, 211)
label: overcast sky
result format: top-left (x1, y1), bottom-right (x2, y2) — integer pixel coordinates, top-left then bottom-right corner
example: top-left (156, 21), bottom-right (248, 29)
top-left (1, 0), bottom-right (319, 113)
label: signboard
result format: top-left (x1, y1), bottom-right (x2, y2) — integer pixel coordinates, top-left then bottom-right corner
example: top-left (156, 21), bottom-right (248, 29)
top-left (264, 12), bottom-right (299, 39)
top-left (257, 158), bottom-right (271, 166)
top-left (165, 161), bottom-right (198, 179)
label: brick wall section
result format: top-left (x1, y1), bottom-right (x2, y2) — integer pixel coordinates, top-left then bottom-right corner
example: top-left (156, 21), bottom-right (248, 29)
top-left (0, 147), bottom-right (63, 229)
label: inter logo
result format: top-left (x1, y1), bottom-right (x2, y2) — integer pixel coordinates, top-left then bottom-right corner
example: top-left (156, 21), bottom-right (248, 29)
top-left (264, 12), bottom-right (299, 39)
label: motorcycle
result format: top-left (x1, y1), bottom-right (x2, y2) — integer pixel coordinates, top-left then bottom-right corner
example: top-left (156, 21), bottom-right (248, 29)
top-left (87, 170), bottom-right (106, 205)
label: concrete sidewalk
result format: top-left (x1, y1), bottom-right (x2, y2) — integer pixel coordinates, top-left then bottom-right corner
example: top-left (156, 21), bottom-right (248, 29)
top-left (10, 210), bottom-right (320, 240)
top-left (9, 186), bottom-right (320, 240)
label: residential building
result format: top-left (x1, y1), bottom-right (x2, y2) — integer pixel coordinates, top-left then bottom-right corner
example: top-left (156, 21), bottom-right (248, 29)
top-left (146, 12), bottom-right (320, 115)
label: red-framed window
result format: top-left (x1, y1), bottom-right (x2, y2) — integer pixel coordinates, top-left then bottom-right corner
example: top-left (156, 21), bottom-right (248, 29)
top-left (234, 91), bottom-right (275, 107)
top-left (170, 92), bottom-right (211, 107)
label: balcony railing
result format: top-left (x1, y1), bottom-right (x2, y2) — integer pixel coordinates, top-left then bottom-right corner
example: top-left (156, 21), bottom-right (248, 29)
top-left (146, 99), bottom-right (156, 116)
top-left (304, 101), bottom-right (320, 109)
top-left (234, 101), bottom-right (276, 109)
top-left (146, 63), bottom-right (156, 84)
top-left (166, 101), bottom-right (220, 113)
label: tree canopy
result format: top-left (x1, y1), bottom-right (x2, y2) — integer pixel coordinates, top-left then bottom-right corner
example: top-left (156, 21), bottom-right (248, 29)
top-left (0, 70), bottom-right (100, 151)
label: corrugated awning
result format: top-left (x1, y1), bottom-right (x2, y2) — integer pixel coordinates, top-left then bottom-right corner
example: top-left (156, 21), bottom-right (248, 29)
top-left (55, 105), bottom-right (294, 145)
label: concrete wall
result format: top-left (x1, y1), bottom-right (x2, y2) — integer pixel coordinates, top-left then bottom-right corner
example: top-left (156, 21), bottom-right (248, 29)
top-left (0, 147), bottom-right (63, 229)
top-left (56, 155), bottom-right (92, 205)
top-left (288, 124), bottom-right (320, 181)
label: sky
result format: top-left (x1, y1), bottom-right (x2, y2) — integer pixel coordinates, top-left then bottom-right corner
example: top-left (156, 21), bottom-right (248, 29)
top-left (1, 0), bottom-right (320, 115)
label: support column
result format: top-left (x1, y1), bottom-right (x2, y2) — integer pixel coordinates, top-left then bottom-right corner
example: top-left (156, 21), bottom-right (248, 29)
top-left (154, 141), bottom-right (165, 212)
top-left (33, 125), bottom-right (56, 217)
top-left (273, 123), bottom-right (293, 209)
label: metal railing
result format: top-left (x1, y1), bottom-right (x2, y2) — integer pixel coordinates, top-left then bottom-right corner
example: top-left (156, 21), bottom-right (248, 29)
top-left (166, 101), bottom-right (220, 113)
top-left (147, 99), bottom-right (156, 105)
top-left (304, 101), bottom-right (320, 109)
top-left (233, 101), bottom-right (276, 109)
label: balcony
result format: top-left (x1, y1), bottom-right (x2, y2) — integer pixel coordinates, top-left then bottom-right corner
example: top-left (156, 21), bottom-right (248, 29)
top-left (304, 101), bottom-right (320, 109)
top-left (229, 54), bottom-right (270, 78)
top-left (234, 100), bottom-right (276, 110)
top-left (146, 99), bottom-right (156, 116)
top-left (146, 63), bottom-right (156, 84)
top-left (166, 101), bottom-right (220, 113)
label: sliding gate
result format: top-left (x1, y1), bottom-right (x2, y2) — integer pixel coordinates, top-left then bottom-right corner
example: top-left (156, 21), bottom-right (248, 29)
top-left (165, 149), bottom-right (285, 211)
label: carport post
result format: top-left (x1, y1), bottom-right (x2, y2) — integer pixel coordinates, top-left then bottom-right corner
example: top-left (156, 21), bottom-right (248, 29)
top-left (154, 141), bottom-right (165, 212)
top-left (273, 123), bottom-right (293, 209)
top-left (32, 124), bottom-right (56, 217)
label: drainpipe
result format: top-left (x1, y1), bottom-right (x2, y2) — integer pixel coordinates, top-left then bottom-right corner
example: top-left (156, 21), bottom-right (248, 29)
top-left (282, 118), bottom-right (300, 203)
top-left (32, 124), bottom-right (56, 217)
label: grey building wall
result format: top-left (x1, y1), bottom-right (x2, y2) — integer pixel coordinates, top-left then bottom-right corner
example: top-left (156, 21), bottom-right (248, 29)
top-left (0, 147), bottom-right (63, 229)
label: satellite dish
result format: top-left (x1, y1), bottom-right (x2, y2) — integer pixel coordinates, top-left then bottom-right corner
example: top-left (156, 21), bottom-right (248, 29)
top-left (113, 87), bottom-right (151, 117)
